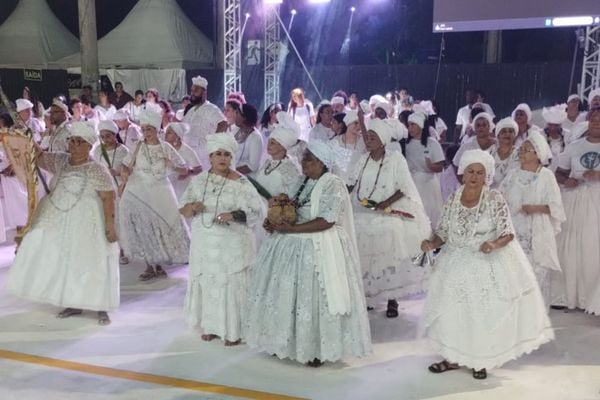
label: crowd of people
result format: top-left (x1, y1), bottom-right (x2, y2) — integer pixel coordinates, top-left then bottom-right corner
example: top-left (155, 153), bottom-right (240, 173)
top-left (1, 75), bottom-right (599, 380)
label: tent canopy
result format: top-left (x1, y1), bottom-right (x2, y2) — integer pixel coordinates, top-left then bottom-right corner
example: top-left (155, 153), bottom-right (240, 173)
top-left (57, 0), bottom-right (214, 69)
top-left (0, 0), bottom-right (79, 68)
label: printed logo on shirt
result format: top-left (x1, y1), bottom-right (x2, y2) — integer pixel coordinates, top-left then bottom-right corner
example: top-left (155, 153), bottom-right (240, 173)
top-left (580, 151), bottom-right (600, 170)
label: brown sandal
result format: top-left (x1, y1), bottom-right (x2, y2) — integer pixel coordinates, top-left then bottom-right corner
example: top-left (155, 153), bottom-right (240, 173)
top-left (138, 270), bottom-right (156, 281)
top-left (428, 360), bottom-right (460, 373)
top-left (224, 339), bottom-right (242, 347)
top-left (155, 267), bottom-right (168, 279)
top-left (57, 308), bottom-right (83, 319)
top-left (201, 334), bottom-right (219, 341)
top-left (472, 368), bottom-right (487, 379)
top-left (97, 311), bottom-right (111, 326)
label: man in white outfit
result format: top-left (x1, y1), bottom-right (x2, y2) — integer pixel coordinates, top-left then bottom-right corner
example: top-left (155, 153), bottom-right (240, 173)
top-left (112, 110), bottom-right (142, 151)
top-left (41, 100), bottom-right (71, 152)
top-left (182, 76), bottom-right (227, 169)
top-left (15, 99), bottom-right (45, 142)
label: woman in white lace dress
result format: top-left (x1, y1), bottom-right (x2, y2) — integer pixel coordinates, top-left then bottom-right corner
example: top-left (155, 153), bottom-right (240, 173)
top-left (119, 110), bottom-right (190, 281)
top-left (180, 134), bottom-right (263, 346)
top-left (500, 131), bottom-right (566, 309)
top-left (245, 141), bottom-right (372, 367)
top-left (164, 122), bottom-right (202, 200)
top-left (421, 149), bottom-right (554, 380)
top-left (490, 117), bottom-right (519, 187)
top-left (349, 119), bottom-right (431, 317)
top-left (91, 120), bottom-right (129, 187)
top-left (7, 122), bottom-right (119, 325)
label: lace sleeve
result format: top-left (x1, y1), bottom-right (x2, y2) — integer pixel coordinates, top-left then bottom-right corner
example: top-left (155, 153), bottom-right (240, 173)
top-left (489, 189), bottom-right (515, 237)
top-left (90, 162), bottom-right (116, 192)
top-left (316, 175), bottom-right (345, 223)
top-left (435, 191), bottom-right (454, 242)
top-left (179, 174), bottom-right (204, 207)
top-left (348, 153), bottom-right (368, 186)
top-left (237, 178), bottom-right (265, 228)
top-left (279, 159), bottom-right (302, 195)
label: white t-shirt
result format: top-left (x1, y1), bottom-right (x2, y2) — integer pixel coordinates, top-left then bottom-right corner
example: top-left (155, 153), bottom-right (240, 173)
top-left (557, 138), bottom-right (600, 180)
top-left (405, 137), bottom-right (445, 173)
top-left (290, 101), bottom-right (315, 142)
top-left (455, 103), bottom-right (495, 139)
top-left (430, 117), bottom-right (448, 141)
top-left (94, 104), bottom-right (117, 121)
top-left (235, 128), bottom-right (264, 175)
top-left (122, 102), bottom-right (145, 124)
top-left (452, 136), bottom-right (497, 167)
top-left (309, 123), bottom-right (334, 142)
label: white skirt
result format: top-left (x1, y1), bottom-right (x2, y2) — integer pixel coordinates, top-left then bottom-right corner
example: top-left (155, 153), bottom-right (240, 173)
top-left (412, 171), bottom-right (443, 228)
top-left (556, 184), bottom-right (600, 311)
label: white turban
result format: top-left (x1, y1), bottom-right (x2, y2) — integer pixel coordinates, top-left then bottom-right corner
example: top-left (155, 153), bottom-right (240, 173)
top-left (458, 149), bottom-right (495, 186)
top-left (373, 100), bottom-right (391, 116)
top-left (70, 121), bottom-right (97, 146)
top-left (98, 120), bottom-right (119, 134)
top-left (112, 110), bottom-right (129, 121)
top-left (166, 122), bottom-right (190, 139)
top-left (192, 75), bottom-right (208, 89)
top-left (494, 117), bottom-right (518, 136)
top-left (413, 101), bottom-right (434, 116)
top-left (206, 133), bottom-right (238, 155)
top-left (570, 121), bottom-right (588, 141)
top-left (307, 140), bottom-right (336, 170)
top-left (368, 118), bottom-right (395, 145)
top-left (511, 103), bottom-right (532, 122)
top-left (16, 99), bottom-right (33, 112)
top-left (408, 112), bottom-right (426, 129)
top-left (317, 100), bottom-right (332, 108)
top-left (542, 105), bottom-right (567, 125)
top-left (589, 88), bottom-right (600, 102)
top-left (525, 129), bottom-right (552, 166)
top-left (51, 99), bottom-right (69, 113)
top-left (359, 100), bottom-right (371, 114)
top-left (331, 96), bottom-right (345, 106)
top-left (473, 112), bottom-right (495, 130)
top-left (343, 110), bottom-right (359, 126)
top-left (388, 118), bottom-right (408, 140)
top-left (138, 109), bottom-right (162, 131)
top-left (567, 94), bottom-right (580, 103)
top-left (270, 112), bottom-right (300, 149)
top-left (369, 94), bottom-right (387, 106)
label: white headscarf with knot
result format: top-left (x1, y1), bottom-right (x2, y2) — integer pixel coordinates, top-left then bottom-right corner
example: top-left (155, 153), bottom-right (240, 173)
top-left (139, 109), bottom-right (162, 131)
top-left (368, 118), bottom-right (395, 145)
top-left (458, 149), bottom-right (496, 186)
top-left (343, 110), bottom-right (358, 126)
top-left (70, 121), bottom-right (97, 146)
top-left (307, 140), bottom-right (350, 172)
top-left (473, 112), bottom-right (495, 131)
top-left (408, 112), bottom-right (426, 129)
top-left (542, 105), bottom-right (567, 125)
top-left (511, 103), bottom-right (533, 122)
top-left (166, 122), bottom-right (190, 139)
top-left (494, 117), bottom-right (518, 137)
top-left (206, 133), bottom-right (238, 156)
top-left (270, 111), bottom-right (300, 149)
top-left (98, 120), bottom-right (119, 134)
top-left (526, 129), bottom-right (552, 166)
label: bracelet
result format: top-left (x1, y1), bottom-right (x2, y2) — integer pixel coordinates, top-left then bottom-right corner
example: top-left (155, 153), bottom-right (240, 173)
top-left (231, 210), bottom-right (247, 223)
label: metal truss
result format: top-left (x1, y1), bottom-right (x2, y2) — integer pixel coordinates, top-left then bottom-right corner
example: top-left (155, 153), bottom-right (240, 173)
top-left (264, 4), bottom-right (281, 107)
top-left (223, 0), bottom-right (242, 96)
top-left (580, 25), bottom-right (600, 102)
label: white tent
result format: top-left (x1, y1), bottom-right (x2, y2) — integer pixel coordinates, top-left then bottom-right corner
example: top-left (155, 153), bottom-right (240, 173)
top-left (0, 0), bottom-right (79, 68)
top-left (57, 0), bottom-right (214, 69)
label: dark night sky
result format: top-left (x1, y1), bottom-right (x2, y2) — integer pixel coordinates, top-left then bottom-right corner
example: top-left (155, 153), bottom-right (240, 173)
top-left (0, 0), bottom-right (578, 65)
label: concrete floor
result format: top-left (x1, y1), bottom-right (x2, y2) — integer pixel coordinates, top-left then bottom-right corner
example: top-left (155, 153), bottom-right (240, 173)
top-left (0, 235), bottom-right (599, 400)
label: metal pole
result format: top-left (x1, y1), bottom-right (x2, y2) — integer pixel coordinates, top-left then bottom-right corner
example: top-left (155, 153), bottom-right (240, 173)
top-left (78, 0), bottom-right (99, 100)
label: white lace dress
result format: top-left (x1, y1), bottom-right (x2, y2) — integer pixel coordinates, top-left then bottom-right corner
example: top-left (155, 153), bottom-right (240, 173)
top-left (349, 151), bottom-right (432, 307)
top-left (244, 173), bottom-right (372, 363)
top-left (8, 153), bottom-right (120, 311)
top-left (180, 173), bottom-right (263, 341)
top-left (168, 142), bottom-right (201, 200)
top-left (420, 187), bottom-right (554, 370)
top-left (119, 141), bottom-right (190, 265)
top-left (500, 167), bottom-right (566, 308)
top-left (490, 146), bottom-right (519, 187)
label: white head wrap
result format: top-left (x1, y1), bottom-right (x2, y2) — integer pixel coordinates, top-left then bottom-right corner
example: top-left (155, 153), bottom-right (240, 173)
top-left (191, 75), bottom-right (208, 89)
top-left (112, 110), bottom-right (129, 121)
top-left (307, 140), bottom-right (338, 170)
top-left (70, 121), bottom-right (97, 146)
top-left (331, 96), bottom-right (345, 106)
top-left (570, 121), bottom-right (588, 141)
top-left (473, 112), bottom-right (495, 130)
top-left (98, 120), bottom-right (119, 134)
top-left (51, 99), bottom-right (69, 113)
top-left (368, 118), bottom-right (395, 145)
top-left (206, 133), bottom-right (238, 155)
top-left (567, 94), bottom-right (580, 103)
top-left (343, 110), bottom-right (359, 126)
top-left (138, 109), bottom-right (162, 131)
top-left (175, 109), bottom-right (184, 121)
top-left (511, 103), bottom-right (532, 122)
top-left (408, 112), bottom-right (426, 129)
top-left (16, 99), bottom-right (33, 112)
top-left (542, 105), bottom-right (567, 125)
top-left (359, 100), bottom-right (371, 114)
top-left (166, 122), bottom-right (190, 139)
top-left (589, 88), bottom-right (600, 102)
top-left (458, 149), bottom-right (495, 186)
top-left (494, 117), bottom-right (518, 137)
top-left (413, 101), bottom-right (435, 116)
top-left (373, 100), bottom-right (391, 116)
top-left (525, 129), bottom-right (552, 166)
top-left (388, 118), bottom-right (408, 140)
top-left (270, 112), bottom-right (300, 149)
top-left (369, 94), bottom-right (387, 106)
top-left (317, 100), bottom-right (332, 109)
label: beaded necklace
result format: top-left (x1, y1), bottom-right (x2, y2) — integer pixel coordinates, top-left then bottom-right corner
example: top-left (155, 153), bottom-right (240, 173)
top-left (200, 171), bottom-right (229, 228)
top-left (355, 151), bottom-right (386, 203)
top-left (292, 175), bottom-right (320, 209)
top-left (264, 159), bottom-right (283, 175)
top-left (48, 160), bottom-right (91, 213)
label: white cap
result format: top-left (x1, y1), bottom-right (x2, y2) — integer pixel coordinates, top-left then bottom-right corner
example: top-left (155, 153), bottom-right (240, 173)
top-left (70, 121), bottom-right (97, 146)
top-left (331, 96), bottom-right (345, 106)
top-left (408, 112), bottom-right (426, 129)
top-left (138, 109), bottom-right (162, 131)
top-left (567, 94), bottom-right (580, 103)
top-left (192, 76), bottom-right (208, 89)
top-left (112, 110), bottom-right (130, 121)
top-left (16, 99), bottom-right (34, 112)
top-left (542, 105), bottom-right (567, 125)
top-left (51, 99), bottom-right (69, 113)
top-left (98, 120), bottom-right (119, 134)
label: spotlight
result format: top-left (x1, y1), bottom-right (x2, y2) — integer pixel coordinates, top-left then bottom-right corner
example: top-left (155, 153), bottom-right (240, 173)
top-left (350, 6), bottom-right (356, 12)
top-left (245, 12), bottom-right (251, 18)
top-left (307, 0), bottom-right (330, 4)
top-left (291, 9), bottom-right (297, 15)
top-left (264, 0), bottom-right (283, 4)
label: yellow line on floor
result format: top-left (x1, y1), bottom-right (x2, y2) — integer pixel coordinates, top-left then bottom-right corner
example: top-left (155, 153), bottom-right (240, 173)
top-left (0, 349), bottom-right (306, 400)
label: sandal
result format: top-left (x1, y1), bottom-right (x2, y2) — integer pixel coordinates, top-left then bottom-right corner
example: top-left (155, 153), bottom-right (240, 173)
top-left (307, 358), bottom-right (323, 368)
top-left (472, 368), bottom-right (487, 380)
top-left (428, 360), bottom-right (460, 373)
top-left (201, 334), bottom-right (219, 342)
top-left (97, 311), bottom-right (111, 326)
top-left (224, 339), bottom-right (242, 347)
top-left (138, 270), bottom-right (156, 281)
top-left (155, 267), bottom-right (168, 279)
top-left (119, 255), bottom-right (129, 265)
top-left (386, 299), bottom-right (399, 318)
top-left (57, 308), bottom-right (83, 319)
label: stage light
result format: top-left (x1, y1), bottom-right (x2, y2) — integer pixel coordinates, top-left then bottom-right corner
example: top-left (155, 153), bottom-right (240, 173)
top-left (350, 6), bottom-right (356, 12)
top-left (291, 9), bottom-right (297, 15)
top-left (264, 0), bottom-right (283, 4)
top-left (307, 0), bottom-right (331, 4)
top-left (245, 12), bottom-right (251, 18)
top-left (552, 16), bottom-right (594, 27)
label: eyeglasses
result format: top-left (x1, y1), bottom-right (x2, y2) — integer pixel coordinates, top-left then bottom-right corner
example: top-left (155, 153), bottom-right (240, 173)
top-left (518, 146), bottom-right (536, 153)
